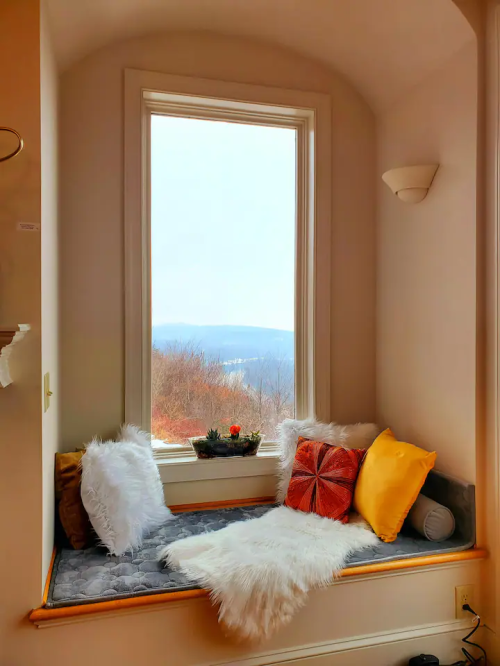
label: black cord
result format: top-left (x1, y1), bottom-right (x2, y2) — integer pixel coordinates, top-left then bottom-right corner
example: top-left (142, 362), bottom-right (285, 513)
top-left (459, 604), bottom-right (487, 665)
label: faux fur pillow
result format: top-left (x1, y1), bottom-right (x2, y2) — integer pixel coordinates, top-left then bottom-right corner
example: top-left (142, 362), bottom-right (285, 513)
top-left (276, 418), bottom-right (380, 503)
top-left (81, 424), bottom-right (173, 555)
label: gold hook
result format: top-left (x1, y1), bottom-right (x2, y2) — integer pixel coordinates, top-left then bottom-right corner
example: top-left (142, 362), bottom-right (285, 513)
top-left (0, 127), bottom-right (24, 163)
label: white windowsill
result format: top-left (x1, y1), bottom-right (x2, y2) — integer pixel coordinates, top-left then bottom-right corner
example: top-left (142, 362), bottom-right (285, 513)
top-left (156, 448), bottom-right (280, 484)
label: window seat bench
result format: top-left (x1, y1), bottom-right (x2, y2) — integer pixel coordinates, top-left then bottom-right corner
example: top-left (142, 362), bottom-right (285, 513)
top-left (30, 471), bottom-right (483, 625)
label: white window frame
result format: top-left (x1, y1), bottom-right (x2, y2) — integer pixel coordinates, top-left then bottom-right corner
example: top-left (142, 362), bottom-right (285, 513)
top-left (124, 69), bottom-right (331, 463)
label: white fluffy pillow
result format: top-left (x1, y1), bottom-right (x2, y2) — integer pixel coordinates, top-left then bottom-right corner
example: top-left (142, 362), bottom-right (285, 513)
top-left (276, 417), bottom-right (381, 503)
top-left (81, 424), bottom-right (173, 555)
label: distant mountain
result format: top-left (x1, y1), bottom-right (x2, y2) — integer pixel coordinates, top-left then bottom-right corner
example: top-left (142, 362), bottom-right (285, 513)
top-left (152, 323), bottom-right (294, 364)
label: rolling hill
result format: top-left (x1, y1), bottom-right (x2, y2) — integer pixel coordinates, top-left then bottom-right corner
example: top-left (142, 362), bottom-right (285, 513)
top-left (152, 323), bottom-right (294, 363)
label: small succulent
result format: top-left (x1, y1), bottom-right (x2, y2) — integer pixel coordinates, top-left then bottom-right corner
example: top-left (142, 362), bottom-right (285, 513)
top-left (250, 430), bottom-right (261, 443)
top-left (206, 428), bottom-right (221, 441)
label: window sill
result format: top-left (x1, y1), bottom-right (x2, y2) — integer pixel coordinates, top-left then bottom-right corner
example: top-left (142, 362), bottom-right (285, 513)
top-left (156, 449), bottom-right (279, 484)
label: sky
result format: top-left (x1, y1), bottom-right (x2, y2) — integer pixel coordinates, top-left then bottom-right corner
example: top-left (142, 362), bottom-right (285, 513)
top-left (151, 115), bottom-right (296, 331)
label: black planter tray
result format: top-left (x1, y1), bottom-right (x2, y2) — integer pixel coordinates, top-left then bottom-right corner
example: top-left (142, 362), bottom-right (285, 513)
top-left (190, 436), bottom-right (261, 458)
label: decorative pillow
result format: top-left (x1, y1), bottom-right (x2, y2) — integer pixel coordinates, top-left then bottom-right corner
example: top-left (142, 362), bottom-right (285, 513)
top-left (55, 451), bottom-right (94, 549)
top-left (276, 418), bottom-right (380, 503)
top-left (81, 424), bottom-right (173, 556)
top-left (284, 437), bottom-right (366, 522)
top-left (353, 428), bottom-right (437, 543)
top-left (407, 494), bottom-right (455, 542)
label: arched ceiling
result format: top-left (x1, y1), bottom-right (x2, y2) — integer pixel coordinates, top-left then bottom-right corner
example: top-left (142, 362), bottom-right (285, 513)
top-left (46, 0), bottom-right (474, 111)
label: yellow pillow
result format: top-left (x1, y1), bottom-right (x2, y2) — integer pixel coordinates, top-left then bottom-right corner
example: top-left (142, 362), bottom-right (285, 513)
top-left (353, 428), bottom-right (436, 543)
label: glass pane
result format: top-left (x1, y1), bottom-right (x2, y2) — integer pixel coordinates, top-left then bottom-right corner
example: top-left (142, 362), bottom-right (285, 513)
top-left (151, 114), bottom-right (296, 443)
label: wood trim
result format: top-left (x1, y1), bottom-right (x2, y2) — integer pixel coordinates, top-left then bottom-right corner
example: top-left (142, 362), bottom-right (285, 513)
top-left (41, 547), bottom-right (57, 606)
top-left (30, 547), bottom-right (487, 626)
top-left (209, 620), bottom-right (474, 666)
top-left (29, 588), bottom-right (208, 624)
top-left (170, 496), bottom-right (275, 513)
top-left (124, 68), bottom-right (332, 430)
top-left (340, 547), bottom-right (486, 578)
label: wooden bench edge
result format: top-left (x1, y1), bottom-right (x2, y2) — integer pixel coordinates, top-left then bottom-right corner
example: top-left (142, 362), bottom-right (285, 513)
top-left (29, 547), bottom-right (487, 625)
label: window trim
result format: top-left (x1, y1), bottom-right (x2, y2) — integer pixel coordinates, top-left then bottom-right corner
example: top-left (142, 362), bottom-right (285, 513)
top-left (124, 69), bottom-right (332, 448)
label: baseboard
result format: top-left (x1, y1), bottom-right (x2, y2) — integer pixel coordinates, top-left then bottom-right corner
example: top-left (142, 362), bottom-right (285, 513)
top-left (209, 620), bottom-right (472, 666)
top-left (170, 496), bottom-right (275, 512)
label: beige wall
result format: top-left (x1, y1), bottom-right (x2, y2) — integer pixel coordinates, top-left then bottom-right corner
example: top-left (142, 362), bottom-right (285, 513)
top-left (0, 2), bottom-right (61, 661)
top-left (376, 42), bottom-right (478, 482)
top-left (40, 0), bottom-right (60, 587)
top-left (58, 31), bottom-right (377, 451)
top-left (0, 0), bottom-right (44, 658)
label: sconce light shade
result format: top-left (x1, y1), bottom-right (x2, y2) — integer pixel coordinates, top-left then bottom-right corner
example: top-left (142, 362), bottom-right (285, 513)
top-left (382, 164), bottom-right (439, 203)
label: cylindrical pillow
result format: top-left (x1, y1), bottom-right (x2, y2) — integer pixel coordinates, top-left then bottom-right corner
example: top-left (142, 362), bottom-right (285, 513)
top-left (407, 494), bottom-right (455, 542)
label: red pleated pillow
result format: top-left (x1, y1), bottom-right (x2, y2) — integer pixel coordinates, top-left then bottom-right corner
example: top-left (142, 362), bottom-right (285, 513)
top-left (284, 437), bottom-right (366, 522)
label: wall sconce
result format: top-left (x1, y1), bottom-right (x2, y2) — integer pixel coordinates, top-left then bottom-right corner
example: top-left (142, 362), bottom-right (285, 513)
top-left (382, 164), bottom-right (439, 203)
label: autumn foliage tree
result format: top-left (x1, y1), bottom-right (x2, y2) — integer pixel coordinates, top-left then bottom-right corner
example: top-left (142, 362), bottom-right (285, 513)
top-left (151, 343), bottom-right (294, 443)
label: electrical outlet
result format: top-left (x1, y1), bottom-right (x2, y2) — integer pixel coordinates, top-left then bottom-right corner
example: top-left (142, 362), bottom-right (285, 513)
top-left (455, 584), bottom-right (475, 619)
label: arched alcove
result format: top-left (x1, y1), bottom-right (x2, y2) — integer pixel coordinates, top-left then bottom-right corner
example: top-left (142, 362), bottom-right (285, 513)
top-left (56, 1), bottom-right (478, 475)
top-left (58, 31), bottom-right (378, 447)
top-left (47, 0), bottom-right (475, 112)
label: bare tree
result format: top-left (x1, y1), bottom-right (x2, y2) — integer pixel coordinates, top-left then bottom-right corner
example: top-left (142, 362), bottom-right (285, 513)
top-left (151, 343), bottom-right (295, 443)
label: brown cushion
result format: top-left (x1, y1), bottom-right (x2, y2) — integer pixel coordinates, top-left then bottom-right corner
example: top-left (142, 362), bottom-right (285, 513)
top-left (55, 451), bottom-right (94, 549)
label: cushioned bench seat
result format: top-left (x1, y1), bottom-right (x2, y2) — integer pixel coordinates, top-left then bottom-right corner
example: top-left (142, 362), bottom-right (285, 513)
top-left (45, 470), bottom-right (476, 609)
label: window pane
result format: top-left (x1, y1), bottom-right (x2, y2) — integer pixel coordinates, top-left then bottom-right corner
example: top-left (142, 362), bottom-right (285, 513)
top-left (151, 114), bottom-right (296, 444)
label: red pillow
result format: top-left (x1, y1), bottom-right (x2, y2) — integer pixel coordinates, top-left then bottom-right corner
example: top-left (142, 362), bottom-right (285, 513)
top-left (284, 437), bottom-right (366, 522)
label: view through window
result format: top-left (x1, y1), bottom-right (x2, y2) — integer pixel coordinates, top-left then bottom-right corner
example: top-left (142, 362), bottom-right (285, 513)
top-left (151, 114), bottom-right (296, 444)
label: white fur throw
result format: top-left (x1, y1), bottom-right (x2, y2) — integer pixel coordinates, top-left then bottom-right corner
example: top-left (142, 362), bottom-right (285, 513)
top-left (161, 506), bottom-right (378, 641)
top-left (81, 424), bottom-right (173, 556)
top-left (276, 418), bottom-right (380, 503)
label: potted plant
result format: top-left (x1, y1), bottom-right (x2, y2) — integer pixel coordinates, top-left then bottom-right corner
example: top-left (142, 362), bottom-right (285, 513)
top-left (190, 425), bottom-right (263, 459)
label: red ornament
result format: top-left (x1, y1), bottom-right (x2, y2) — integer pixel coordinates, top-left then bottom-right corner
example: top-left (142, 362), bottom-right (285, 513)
top-left (285, 437), bottom-right (366, 522)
